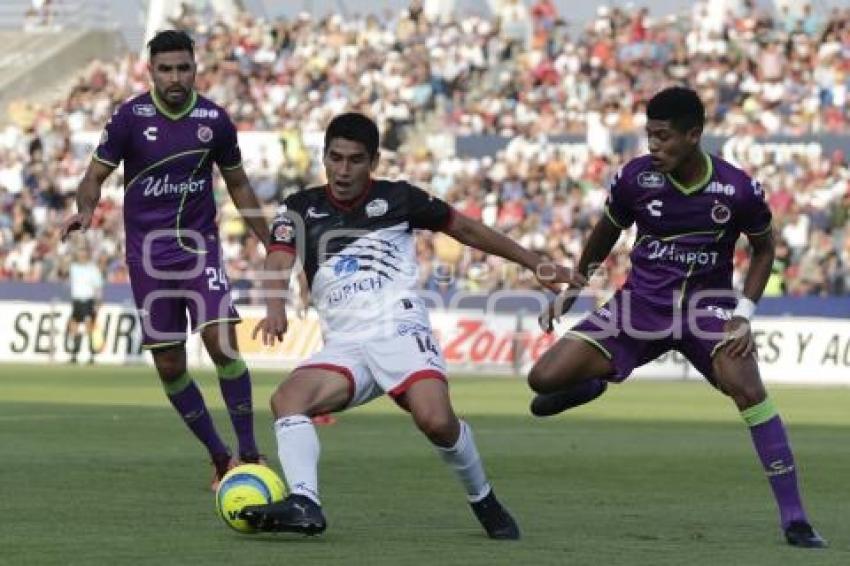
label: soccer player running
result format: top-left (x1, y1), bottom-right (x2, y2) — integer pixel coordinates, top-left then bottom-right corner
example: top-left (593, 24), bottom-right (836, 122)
top-left (240, 112), bottom-right (584, 539)
top-left (60, 30), bottom-right (269, 490)
top-left (529, 87), bottom-right (826, 548)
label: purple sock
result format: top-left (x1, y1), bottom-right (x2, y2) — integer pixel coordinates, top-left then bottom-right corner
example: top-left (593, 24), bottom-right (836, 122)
top-left (165, 373), bottom-right (229, 458)
top-left (745, 404), bottom-right (808, 528)
top-left (217, 359), bottom-right (258, 459)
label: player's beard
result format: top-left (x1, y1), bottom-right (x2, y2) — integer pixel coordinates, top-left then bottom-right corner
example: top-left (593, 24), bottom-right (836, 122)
top-left (163, 86), bottom-right (189, 109)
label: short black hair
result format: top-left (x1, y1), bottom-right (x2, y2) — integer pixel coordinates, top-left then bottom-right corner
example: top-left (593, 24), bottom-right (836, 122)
top-left (324, 113), bottom-right (380, 159)
top-left (646, 86), bottom-right (705, 133)
top-left (148, 30), bottom-right (195, 59)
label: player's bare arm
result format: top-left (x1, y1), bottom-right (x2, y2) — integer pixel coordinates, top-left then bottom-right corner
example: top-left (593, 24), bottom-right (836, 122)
top-left (220, 165), bottom-right (271, 247)
top-left (723, 229), bottom-right (775, 358)
top-left (540, 214), bottom-right (622, 332)
top-left (442, 212), bottom-right (586, 290)
top-left (252, 249), bottom-right (297, 346)
top-left (60, 159), bottom-right (115, 240)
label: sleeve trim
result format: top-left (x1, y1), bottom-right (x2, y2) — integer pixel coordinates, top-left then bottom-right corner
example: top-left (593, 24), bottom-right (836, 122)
top-left (604, 207), bottom-right (628, 230)
top-left (744, 224), bottom-right (772, 237)
top-left (218, 161), bottom-right (243, 171)
top-left (93, 154), bottom-right (118, 168)
top-left (268, 243), bottom-right (296, 255)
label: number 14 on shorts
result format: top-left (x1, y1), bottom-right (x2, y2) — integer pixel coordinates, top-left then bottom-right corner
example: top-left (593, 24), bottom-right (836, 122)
top-left (412, 332), bottom-right (439, 356)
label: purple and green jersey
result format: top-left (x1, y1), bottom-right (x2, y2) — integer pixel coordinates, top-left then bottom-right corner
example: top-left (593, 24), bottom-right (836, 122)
top-left (569, 152), bottom-right (773, 383)
top-left (605, 153), bottom-right (772, 309)
top-left (94, 90), bottom-right (242, 267)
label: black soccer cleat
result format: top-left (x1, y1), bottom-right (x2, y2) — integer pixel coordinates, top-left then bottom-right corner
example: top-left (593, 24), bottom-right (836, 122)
top-left (530, 380), bottom-right (608, 417)
top-left (240, 494), bottom-right (327, 535)
top-left (470, 489), bottom-right (520, 540)
top-left (784, 521), bottom-right (827, 548)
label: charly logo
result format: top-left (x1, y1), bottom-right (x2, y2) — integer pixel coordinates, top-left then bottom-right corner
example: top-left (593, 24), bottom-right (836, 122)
top-left (647, 199), bottom-right (663, 217)
top-left (143, 126), bottom-right (158, 141)
top-left (197, 125), bottom-right (213, 143)
top-left (141, 174), bottom-right (206, 197)
top-left (711, 202), bottom-right (731, 224)
top-left (637, 171), bottom-right (665, 188)
top-left (365, 198), bottom-right (388, 217)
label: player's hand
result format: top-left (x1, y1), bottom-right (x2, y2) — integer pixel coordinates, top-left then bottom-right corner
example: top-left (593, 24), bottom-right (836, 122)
top-left (538, 288), bottom-right (581, 333)
top-left (60, 211), bottom-right (93, 241)
top-left (252, 310), bottom-right (288, 346)
top-left (533, 262), bottom-right (587, 293)
top-left (720, 317), bottom-right (755, 358)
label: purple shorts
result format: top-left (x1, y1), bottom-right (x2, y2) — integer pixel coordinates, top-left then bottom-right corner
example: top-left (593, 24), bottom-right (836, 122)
top-left (570, 290), bottom-right (731, 384)
top-left (128, 253), bottom-right (240, 348)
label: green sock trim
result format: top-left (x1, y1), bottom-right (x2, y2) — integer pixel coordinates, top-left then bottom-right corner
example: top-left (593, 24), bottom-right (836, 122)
top-left (163, 372), bottom-right (192, 395)
top-left (741, 398), bottom-right (778, 427)
top-left (216, 358), bottom-right (247, 380)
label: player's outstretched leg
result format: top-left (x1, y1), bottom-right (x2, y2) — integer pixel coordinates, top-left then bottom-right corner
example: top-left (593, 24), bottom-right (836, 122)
top-left (530, 379), bottom-right (608, 417)
top-left (714, 353), bottom-right (827, 549)
top-left (241, 369), bottom-right (349, 535)
top-left (528, 334), bottom-right (615, 417)
top-left (153, 346), bottom-right (233, 490)
top-left (404, 378), bottom-right (520, 540)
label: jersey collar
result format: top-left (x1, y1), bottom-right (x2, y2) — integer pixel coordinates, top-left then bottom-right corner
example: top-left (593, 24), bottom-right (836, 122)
top-left (151, 89), bottom-right (198, 121)
top-left (666, 151), bottom-right (713, 196)
top-left (324, 179), bottom-right (373, 212)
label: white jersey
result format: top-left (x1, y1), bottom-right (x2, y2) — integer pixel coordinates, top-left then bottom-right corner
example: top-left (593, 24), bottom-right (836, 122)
top-left (69, 261), bottom-right (104, 300)
top-left (268, 179), bottom-right (454, 340)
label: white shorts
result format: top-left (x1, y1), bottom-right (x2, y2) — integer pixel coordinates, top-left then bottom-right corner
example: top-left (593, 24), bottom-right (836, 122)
top-left (295, 319), bottom-right (448, 408)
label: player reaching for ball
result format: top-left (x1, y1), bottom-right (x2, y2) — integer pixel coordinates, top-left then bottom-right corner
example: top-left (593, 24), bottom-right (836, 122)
top-left (528, 87), bottom-right (825, 549)
top-left (239, 112), bottom-right (585, 539)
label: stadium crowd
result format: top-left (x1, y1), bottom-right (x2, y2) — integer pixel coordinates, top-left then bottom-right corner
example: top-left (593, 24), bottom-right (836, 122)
top-left (1, 0), bottom-right (850, 299)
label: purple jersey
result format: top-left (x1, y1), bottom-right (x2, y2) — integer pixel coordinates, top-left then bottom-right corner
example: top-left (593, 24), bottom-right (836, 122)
top-left (605, 153), bottom-right (772, 309)
top-left (94, 91), bottom-right (242, 266)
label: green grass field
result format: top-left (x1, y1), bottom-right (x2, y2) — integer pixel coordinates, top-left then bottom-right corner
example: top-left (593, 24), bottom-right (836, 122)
top-left (1, 363), bottom-right (848, 566)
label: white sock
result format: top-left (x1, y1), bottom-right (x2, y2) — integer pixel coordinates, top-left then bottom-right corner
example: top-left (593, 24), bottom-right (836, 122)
top-left (436, 420), bottom-right (492, 502)
top-left (274, 415), bottom-right (321, 505)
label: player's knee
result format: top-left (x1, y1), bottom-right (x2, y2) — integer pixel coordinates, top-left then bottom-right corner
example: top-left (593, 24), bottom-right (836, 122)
top-left (157, 362), bottom-right (186, 383)
top-left (270, 381), bottom-right (324, 418)
top-left (205, 340), bottom-right (235, 366)
top-left (152, 348), bottom-right (187, 382)
top-left (413, 410), bottom-right (458, 445)
top-left (527, 363), bottom-right (558, 393)
top-left (722, 381), bottom-right (766, 410)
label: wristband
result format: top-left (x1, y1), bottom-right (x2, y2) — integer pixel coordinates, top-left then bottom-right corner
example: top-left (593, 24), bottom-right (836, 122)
top-left (733, 297), bottom-right (756, 320)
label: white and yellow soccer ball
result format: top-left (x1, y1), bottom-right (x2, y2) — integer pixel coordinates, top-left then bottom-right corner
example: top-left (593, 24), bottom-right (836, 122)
top-left (215, 464), bottom-right (286, 533)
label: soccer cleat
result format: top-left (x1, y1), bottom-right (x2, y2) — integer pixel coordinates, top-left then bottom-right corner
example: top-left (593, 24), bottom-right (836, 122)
top-left (784, 521), bottom-right (827, 548)
top-left (470, 489), bottom-right (520, 540)
top-left (530, 380), bottom-right (608, 417)
top-left (240, 494), bottom-right (327, 535)
top-left (210, 453), bottom-right (237, 492)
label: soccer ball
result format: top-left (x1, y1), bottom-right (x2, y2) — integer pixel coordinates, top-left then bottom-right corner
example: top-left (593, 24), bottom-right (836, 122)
top-left (215, 463), bottom-right (286, 533)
